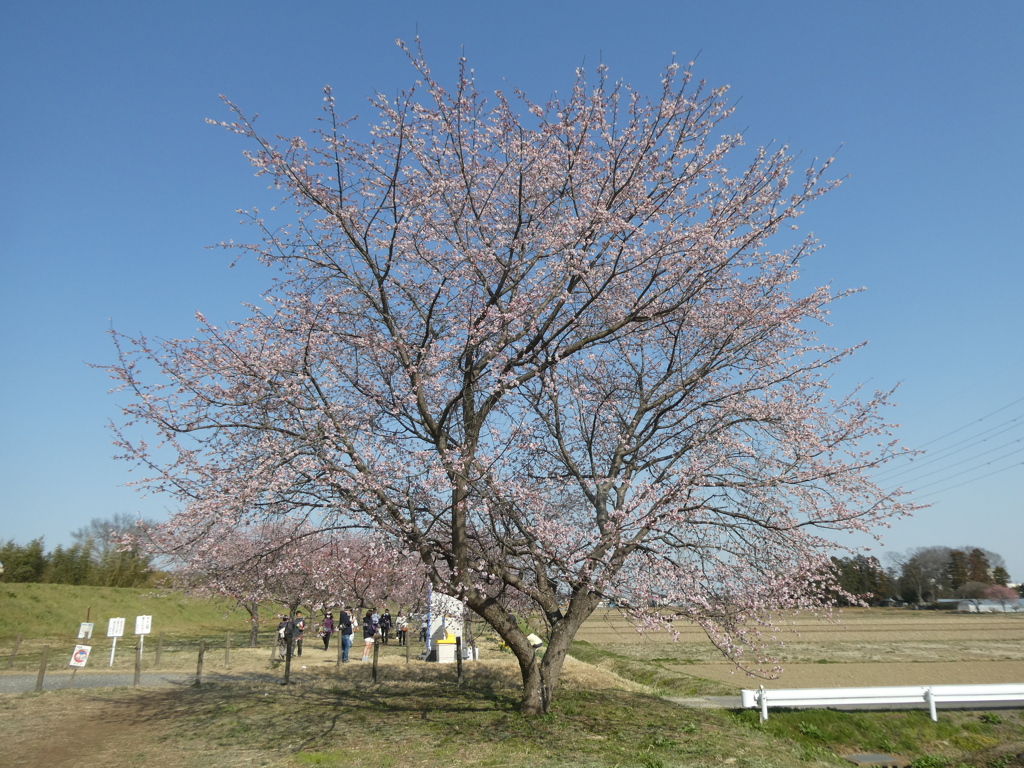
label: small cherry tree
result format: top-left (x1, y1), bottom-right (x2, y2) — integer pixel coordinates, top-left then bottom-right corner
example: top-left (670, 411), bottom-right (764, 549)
top-left (108, 42), bottom-right (913, 714)
top-left (982, 584), bottom-right (1019, 609)
top-left (150, 515), bottom-right (419, 645)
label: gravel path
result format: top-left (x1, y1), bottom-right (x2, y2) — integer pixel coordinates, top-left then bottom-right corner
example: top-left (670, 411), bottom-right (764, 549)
top-left (0, 670), bottom-right (285, 694)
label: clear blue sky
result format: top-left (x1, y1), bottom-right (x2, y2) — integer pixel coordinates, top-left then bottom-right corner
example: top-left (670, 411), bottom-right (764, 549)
top-left (2, 2), bottom-right (1022, 580)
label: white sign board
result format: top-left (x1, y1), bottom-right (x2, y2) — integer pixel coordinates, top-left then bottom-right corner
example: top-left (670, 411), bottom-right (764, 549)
top-left (135, 615), bottom-right (152, 635)
top-left (427, 589), bottom-right (464, 648)
top-left (107, 617), bottom-right (125, 638)
top-left (78, 622), bottom-right (94, 640)
top-left (69, 645), bottom-right (92, 668)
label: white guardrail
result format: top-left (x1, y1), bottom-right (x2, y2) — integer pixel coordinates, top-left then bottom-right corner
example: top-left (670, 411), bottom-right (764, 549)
top-left (741, 684), bottom-right (1024, 722)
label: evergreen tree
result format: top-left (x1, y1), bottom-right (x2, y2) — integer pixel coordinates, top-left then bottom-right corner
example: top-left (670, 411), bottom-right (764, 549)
top-left (946, 549), bottom-right (968, 591)
top-left (0, 538), bottom-right (47, 583)
top-left (991, 565), bottom-right (1010, 587)
top-left (967, 548), bottom-right (992, 584)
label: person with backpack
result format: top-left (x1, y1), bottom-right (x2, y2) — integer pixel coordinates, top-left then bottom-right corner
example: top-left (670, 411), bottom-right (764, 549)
top-left (379, 609), bottom-right (393, 644)
top-left (361, 609), bottom-right (376, 661)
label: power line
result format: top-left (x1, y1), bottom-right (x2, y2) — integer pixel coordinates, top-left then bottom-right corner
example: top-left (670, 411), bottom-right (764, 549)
top-left (873, 413), bottom-right (1024, 483)
top-left (871, 394), bottom-right (1024, 498)
top-left (911, 460), bottom-right (1024, 500)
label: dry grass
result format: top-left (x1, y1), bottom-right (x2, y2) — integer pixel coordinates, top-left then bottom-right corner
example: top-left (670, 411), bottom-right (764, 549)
top-left (575, 607), bottom-right (1024, 689)
top-left (4, 607), bottom-right (1024, 767)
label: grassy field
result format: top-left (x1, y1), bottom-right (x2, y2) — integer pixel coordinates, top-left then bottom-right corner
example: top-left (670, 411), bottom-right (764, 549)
top-left (2, 586), bottom-right (1023, 768)
top-left (0, 582), bottom-right (251, 640)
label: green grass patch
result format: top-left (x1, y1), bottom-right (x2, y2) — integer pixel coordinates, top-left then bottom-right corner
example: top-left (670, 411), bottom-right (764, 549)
top-left (569, 640), bottom-right (734, 697)
top-left (729, 707), bottom-right (1024, 766)
top-left (0, 582), bottom-right (248, 641)
top-left (146, 674), bottom-right (814, 767)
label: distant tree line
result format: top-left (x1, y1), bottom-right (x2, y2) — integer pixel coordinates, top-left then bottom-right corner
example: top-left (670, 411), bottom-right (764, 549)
top-left (0, 513), bottom-right (155, 588)
top-left (828, 546), bottom-right (1018, 606)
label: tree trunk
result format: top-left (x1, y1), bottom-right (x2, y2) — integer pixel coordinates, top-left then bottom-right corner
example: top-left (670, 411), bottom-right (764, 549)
top-left (517, 651), bottom-right (546, 715)
top-left (244, 602), bottom-right (260, 647)
top-left (473, 588), bottom-right (601, 715)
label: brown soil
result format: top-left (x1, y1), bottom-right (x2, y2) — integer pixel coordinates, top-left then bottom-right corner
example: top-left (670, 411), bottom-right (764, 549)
top-left (577, 607), bottom-right (1024, 690)
top-left (2, 690), bottom-right (180, 768)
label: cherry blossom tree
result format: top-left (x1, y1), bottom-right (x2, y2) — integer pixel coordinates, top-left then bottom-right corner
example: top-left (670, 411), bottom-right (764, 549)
top-left (107, 42), bottom-right (914, 714)
top-left (982, 584), bottom-right (1018, 606)
top-left (150, 514), bottom-right (419, 646)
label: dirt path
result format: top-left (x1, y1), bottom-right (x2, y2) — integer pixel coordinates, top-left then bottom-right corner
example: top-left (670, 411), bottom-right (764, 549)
top-left (3, 689), bottom-right (181, 768)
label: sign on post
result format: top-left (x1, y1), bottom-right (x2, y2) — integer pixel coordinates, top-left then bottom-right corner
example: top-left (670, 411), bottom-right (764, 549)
top-left (107, 617), bottom-right (125, 667)
top-left (135, 615), bottom-right (153, 655)
top-left (69, 645), bottom-right (91, 668)
top-left (78, 622), bottom-right (94, 640)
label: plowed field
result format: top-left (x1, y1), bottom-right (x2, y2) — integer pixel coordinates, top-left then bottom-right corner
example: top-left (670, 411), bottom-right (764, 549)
top-left (575, 607), bottom-right (1024, 689)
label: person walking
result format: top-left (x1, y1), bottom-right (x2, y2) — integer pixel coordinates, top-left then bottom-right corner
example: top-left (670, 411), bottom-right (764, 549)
top-left (339, 606), bottom-right (354, 662)
top-left (293, 610), bottom-right (307, 656)
top-left (361, 609), bottom-right (376, 662)
top-left (320, 612), bottom-right (335, 651)
top-left (379, 609), bottom-right (392, 644)
top-left (395, 612), bottom-right (408, 646)
top-left (276, 615), bottom-right (289, 659)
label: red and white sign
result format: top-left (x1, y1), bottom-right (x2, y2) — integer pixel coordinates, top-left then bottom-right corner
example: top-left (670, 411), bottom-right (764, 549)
top-left (69, 645), bottom-right (92, 668)
top-left (134, 615), bottom-right (152, 635)
top-left (107, 617), bottom-right (125, 638)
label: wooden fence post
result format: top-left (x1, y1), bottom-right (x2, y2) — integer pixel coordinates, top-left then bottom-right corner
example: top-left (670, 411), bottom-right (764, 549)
top-left (134, 642), bottom-right (142, 687)
top-left (456, 636), bottom-right (464, 686)
top-left (195, 640), bottom-right (205, 687)
top-left (7, 633), bottom-right (23, 669)
top-left (154, 632), bottom-right (164, 668)
top-left (224, 632), bottom-right (231, 667)
top-left (372, 637), bottom-right (380, 684)
top-left (282, 637), bottom-right (293, 685)
top-left (35, 645), bottom-right (50, 692)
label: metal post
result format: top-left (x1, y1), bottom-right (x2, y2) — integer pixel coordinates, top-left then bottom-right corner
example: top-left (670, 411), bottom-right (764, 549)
top-left (225, 632), bottom-right (231, 667)
top-left (155, 632), bottom-right (164, 668)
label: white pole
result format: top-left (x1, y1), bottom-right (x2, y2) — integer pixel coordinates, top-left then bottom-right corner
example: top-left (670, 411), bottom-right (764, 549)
top-left (109, 636), bottom-right (118, 667)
